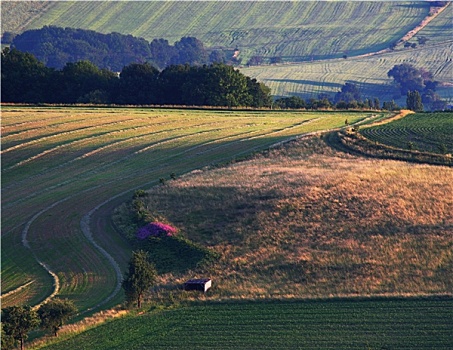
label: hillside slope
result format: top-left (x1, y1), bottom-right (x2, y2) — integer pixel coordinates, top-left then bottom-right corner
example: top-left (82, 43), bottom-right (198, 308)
top-left (2, 1), bottom-right (433, 62)
top-left (242, 1), bottom-right (452, 104)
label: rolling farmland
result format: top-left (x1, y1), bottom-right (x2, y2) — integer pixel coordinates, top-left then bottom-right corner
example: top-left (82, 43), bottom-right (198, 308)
top-left (36, 299), bottom-right (453, 350)
top-left (241, 41), bottom-right (453, 103)
top-left (1, 107), bottom-right (376, 312)
top-left (2, 1), bottom-right (451, 105)
top-left (2, 1), bottom-right (433, 62)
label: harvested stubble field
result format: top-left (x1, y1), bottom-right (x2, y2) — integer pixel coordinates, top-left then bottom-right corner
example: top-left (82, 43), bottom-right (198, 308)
top-left (1, 107), bottom-right (374, 312)
top-left (136, 136), bottom-right (452, 300)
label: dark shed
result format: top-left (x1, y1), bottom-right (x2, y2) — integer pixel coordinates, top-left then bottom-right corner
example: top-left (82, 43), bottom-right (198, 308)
top-left (183, 278), bottom-right (212, 292)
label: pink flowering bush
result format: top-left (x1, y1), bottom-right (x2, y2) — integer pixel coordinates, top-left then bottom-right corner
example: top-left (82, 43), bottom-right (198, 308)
top-left (136, 222), bottom-right (177, 240)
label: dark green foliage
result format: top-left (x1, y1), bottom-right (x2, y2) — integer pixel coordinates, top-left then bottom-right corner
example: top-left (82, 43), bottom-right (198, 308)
top-left (149, 38), bottom-right (177, 69)
top-left (1, 48), bottom-right (54, 103)
top-left (382, 100), bottom-right (400, 111)
top-left (58, 61), bottom-right (117, 104)
top-left (12, 26), bottom-right (152, 71)
top-left (406, 90), bottom-right (424, 112)
top-left (171, 37), bottom-right (208, 66)
top-left (122, 250), bottom-right (158, 308)
top-left (334, 82), bottom-right (361, 104)
top-left (1, 305), bottom-right (39, 350)
top-left (1, 324), bottom-right (15, 350)
top-left (422, 89), bottom-right (446, 111)
top-left (38, 299), bottom-right (77, 336)
top-left (2, 31), bottom-right (17, 44)
top-left (115, 63), bottom-right (159, 105)
top-left (209, 50), bottom-right (227, 64)
top-left (274, 96), bottom-right (306, 109)
top-left (387, 63), bottom-right (438, 96)
top-left (11, 26), bottom-right (220, 71)
top-left (1, 48), bottom-right (271, 107)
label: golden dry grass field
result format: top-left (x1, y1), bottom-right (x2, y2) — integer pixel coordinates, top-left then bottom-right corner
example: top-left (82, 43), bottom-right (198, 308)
top-left (136, 136), bottom-right (452, 300)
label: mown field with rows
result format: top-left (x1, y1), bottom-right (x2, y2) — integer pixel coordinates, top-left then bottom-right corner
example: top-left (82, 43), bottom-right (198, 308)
top-left (3, 1), bottom-right (431, 62)
top-left (360, 112), bottom-right (453, 154)
top-left (1, 107), bottom-right (376, 313)
top-left (242, 41), bottom-right (453, 102)
top-left (36, 298), bottom-right (453, 350)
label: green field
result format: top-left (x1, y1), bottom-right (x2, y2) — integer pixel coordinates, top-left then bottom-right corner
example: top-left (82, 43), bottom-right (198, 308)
top-left (2, 1), bottom-right (431, 62)
top-left (1, 107), bottom-right (377, 312)
top-left (360, 112), bottom-right (453, 154)
top-left (36, 299), bottom-right (453, 350)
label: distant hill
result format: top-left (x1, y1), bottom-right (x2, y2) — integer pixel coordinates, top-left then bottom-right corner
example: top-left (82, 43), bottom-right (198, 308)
top-left (2, 1), bottom-right (451, 104)
top-left (9, 26), bottom-right (220, 71)
top-left (1, 1), bottom-right (435, 63)
top-left (242, 2), bottom-right (453, 105)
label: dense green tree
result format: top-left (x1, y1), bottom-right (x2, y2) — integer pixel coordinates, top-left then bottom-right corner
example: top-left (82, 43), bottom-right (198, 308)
top-left (1, 324), bottom-right (15, 350)
top-left (387, 63), bottom-right (438, 96)
top-left (158, 64), bottom-right (192, 105)
top-left (209, 50), bottom-right (227, 64)
top-left (37, 299), bottom-right (77, 337)
top-left (406, 90), bottom-right (424, 112)
top-left (2, 305), bottom-right (39, 350)
top-left (180, 64), bottom-right (243, 106)
top-left (58, 60), bottom-right (117, 103)
top-left (171, 37), bottom-right (208, 66)
top-left (274, 96), bottom-right (305, 109)
top-left (1, 47), bottom-right (53, 103)
top-left (1, 31), bottom-right (17, 44)
top-left (149, 38), bottom-right (176, 69)
top-left (382, 100), bottom-right (400, 111)
top-left (334, 82), bottom-right (361, 104)
top-left (116, 62), bottom-right (159, 105)
top-left (373, 97), bottom-right (381, 110)
top-left (12, 26), bottom-right (152, 71)
top-left (247, 78), bottom-right (272, 108)
top-left (122, 250), bottom-right (157, 308)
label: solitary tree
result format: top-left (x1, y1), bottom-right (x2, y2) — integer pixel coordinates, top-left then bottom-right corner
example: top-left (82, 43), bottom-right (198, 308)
top-left (406, 90), bottom-right (423, 112)
top-left (122, 250), bottom-right (157, 308)
top-left (1, 305), bottom-right (39, 350)
top-left (38, 298), bottom-right (77, 337)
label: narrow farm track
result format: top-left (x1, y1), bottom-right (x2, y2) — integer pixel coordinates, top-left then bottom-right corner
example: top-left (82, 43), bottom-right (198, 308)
top-left (1, 107), bottom-right (382, 312)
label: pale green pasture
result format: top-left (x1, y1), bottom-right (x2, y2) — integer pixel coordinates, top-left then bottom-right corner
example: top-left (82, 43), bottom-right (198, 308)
top-left (17, 1), bottom-right (430, 62)
top-left (1, 107), bottom-right (378, 312)
top-left (242, 41), bottom-right (453, 103)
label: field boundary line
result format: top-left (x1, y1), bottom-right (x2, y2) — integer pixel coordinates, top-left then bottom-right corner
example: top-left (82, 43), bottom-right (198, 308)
top-left (0, 280), bottom-right (35, 299)
top-left (21, 198), bottom-right (69, 307)
top-left (359, 110), bottom-right (414, 129)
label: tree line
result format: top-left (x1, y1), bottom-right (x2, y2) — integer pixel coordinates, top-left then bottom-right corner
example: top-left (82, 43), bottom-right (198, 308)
top-left (5, 26), bottom-right (232, 71)
top-left (2, 299), bottom-right (77, 350)
top-left (1, 48), bottom-right (271, 107)
top-left (2, 47), bottom-right (446, 111)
